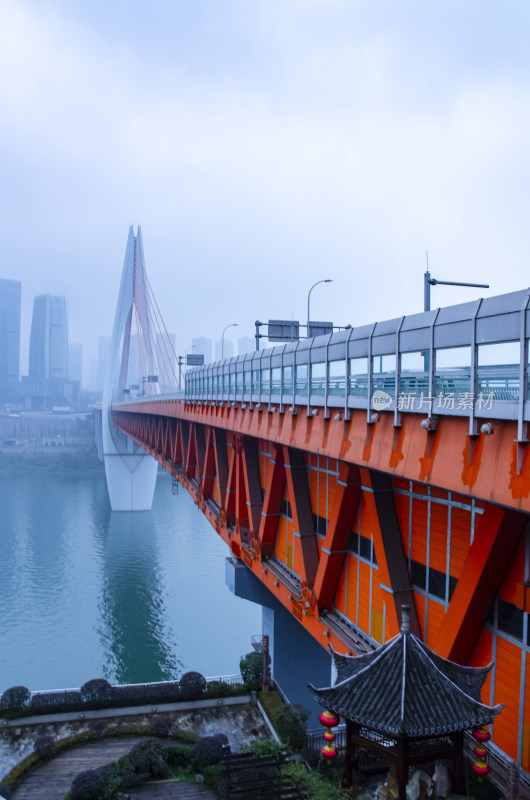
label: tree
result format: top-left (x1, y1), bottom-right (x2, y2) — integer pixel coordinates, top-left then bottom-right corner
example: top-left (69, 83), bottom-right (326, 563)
top-left (240, 651), bottom-right (262, 691)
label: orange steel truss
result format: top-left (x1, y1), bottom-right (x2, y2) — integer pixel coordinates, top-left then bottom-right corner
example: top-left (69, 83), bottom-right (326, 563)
top-left (112, 399), bottom-right (530, 770)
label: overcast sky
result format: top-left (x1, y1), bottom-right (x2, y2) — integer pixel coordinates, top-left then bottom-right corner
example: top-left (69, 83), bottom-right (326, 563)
top-left (1, 0), bottom-right (529, 386)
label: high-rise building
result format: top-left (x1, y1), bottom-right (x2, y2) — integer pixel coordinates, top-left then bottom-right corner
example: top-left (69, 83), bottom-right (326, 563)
top-left (0, 278), bottom-right (21, 402)
top-left (68, 343), bottom-right (83, 385)
top-left (192, 337), bottom-right (213, 364)
top-left (214, 339), bottom-right (234, 361)
top-left (238, 336), bottom-right (255, 355)
top-left (22, 294), bottom-right (72, 410)
top-left (29, 295), bottom-right (68, 379)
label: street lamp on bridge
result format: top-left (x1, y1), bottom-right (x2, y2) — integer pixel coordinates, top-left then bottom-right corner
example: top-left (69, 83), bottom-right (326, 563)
top-left (221, 323), bottom-right (238, 360)
top-left (307, 279), bottom-right (333, 338)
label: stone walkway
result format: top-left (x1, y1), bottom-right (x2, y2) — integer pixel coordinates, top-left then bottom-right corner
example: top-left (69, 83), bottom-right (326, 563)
top-left (9, 737), bottom-right (217, 799)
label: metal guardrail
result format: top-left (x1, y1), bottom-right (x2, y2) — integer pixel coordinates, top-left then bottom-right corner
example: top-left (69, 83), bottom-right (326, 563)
top-left (184, 287), bottom-right (530, 438)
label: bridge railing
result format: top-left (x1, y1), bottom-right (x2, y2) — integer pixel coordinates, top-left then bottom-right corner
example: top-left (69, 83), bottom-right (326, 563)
top-left (185, 287), bottom-right (530, 437)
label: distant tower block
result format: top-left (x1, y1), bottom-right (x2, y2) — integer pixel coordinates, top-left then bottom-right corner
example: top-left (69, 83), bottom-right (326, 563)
top-left (102, 227), bottom-right (158, 511)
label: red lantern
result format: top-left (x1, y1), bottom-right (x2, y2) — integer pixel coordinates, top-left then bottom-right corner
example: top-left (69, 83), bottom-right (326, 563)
top-left (472, 726), bottom-right (491, 781)
top-left (322, 743), bottom-right (338, 761)
top-left (472, 726), bottom-right (491, 742)
top-left (320, 710), bottom-right (340, 727)
top-left (320, 709), bottom-right (340, 764)
top-left (472, 758), bottom-right (490, 780)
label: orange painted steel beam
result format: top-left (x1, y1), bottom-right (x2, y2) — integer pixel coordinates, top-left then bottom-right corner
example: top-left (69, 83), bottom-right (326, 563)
top-left (213, 428), bottom-right (229, 509)
top-left (224, 438), bottom-right (237, 524)
top-left (234, 436), bottom-right (250, 538)
top-left (114, 402), bottom-right (530, 513)
top-left (360, 468), bottom-right (421, 638)
top-left (194, 424), bottom-right (206, 480)
top-left (313, 463), bottom-right (361, 610)
top-left (435, 506), bottom-right (527, 664)
top-left (241, 437), bottom-right (263, 538)
top-left (202, 428), bottom-right (217, 498)
top-left (258, 445), bottom-right (285, 557)
top-left (283, 446), bottom-right (319, 590)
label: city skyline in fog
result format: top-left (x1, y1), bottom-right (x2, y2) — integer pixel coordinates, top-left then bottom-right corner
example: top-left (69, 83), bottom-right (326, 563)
top-left (2, 1), bottom-right (530, 383)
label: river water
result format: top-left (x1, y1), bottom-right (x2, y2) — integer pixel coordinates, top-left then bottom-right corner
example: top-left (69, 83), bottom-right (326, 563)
top-left (0, 467), bottom-right (261, 693)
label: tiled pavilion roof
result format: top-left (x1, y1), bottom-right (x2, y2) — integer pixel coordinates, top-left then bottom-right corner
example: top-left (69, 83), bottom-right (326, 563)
top-left (309, 608), bottom-right (503, 738)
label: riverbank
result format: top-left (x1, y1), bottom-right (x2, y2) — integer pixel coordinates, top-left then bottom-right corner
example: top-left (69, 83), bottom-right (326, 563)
top-left (0, 447), bottom-right (103, 474)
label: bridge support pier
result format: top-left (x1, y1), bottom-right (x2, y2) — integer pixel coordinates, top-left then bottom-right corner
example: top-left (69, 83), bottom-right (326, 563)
top-left (104, 449), bottom-right (158, 512)
top-left (226, 558), bottom-right (331, 727)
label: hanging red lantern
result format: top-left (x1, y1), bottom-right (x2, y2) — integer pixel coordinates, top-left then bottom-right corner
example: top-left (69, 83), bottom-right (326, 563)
top-left (320, 709), bottom-right (340, 764)
top-left (472, 726), bottom-right (491, 781)
top-left (472, 726), bottom-right (491, 742)
top-left (319, 710), bottom-right (340, 728)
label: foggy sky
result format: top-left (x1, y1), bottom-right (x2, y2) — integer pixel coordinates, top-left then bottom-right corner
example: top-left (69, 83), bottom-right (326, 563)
top-left (1, 0), bottom-right (529, 386)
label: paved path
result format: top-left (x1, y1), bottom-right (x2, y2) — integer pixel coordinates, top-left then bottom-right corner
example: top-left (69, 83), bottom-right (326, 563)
top-left (10, 737), bottom-right (217, 799)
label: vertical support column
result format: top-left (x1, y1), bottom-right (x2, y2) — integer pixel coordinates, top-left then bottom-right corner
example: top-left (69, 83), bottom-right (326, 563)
top-left (214, 428), bottom-right (229, 509)
top-left (258, 445), bottom-right (286, 556)
top-left (242, 436), bottom-right (264, 538)
top-left (360, 468), bottom-right (420, 638)
top-left (284, 446), bottom-right (319, 590)
top-left (313, 464), bottom-right (361, 610)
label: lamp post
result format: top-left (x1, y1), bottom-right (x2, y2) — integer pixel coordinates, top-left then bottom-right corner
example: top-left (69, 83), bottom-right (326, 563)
top-left (423, 252), bottom-right (489, 311)
top-left (221, 323), bottom-right (238, 360)
top-left (307, 279), bottom-right (333, 338)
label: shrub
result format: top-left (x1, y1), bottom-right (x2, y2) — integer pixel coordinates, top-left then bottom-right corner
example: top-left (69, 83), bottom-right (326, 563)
top-left (282, 761), bottom-right (348, 800)
top-left (202, 763), bottom-right (224, 790)
top-left (31, 690), bottom-right (83, 714)
top-left (0, 686), bottom-right (31, 713)
top-left (151, 714), bottom-right (172, 737)
top-left (125, 738), bottom-right (170, 780)
top-left (205, 680), bottom-right (246, 698)
top-left (80, 679), bottom-right (113, 709)
top-left (94, 763), bottom-right (121, 799)
top-left (70, 768), bottom-right (105, 800)
top-left (301, 745), bottom-right (320, 767)
top-left (240, 651), bottom-right (262, 692)
top-left (166, 743), bottom-right (195, 767)
top-left (246, 739), bottom-right (285, 758)
top-left (179, 671), bottom-right (206, 700)
top-left (194, 733), bottom-right (230, 767)
top-left (273, 704), bottom-right (310, 749)
top-left (34, 734), bottom-right (54, 753)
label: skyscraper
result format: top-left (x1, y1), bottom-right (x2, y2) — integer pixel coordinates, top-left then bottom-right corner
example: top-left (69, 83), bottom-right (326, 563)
top-left (23, 294), bottom-right (70, 410)
top-left (0, 278), bottom-right (21, 402)
top-left (29, 295), bottom-right (68, 379)
top-left (68, 343), bottom-right (83, 385)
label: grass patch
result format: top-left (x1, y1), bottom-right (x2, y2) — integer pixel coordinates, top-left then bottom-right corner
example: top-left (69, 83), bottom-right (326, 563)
top-left (257, 689), bottom-right (283, 721)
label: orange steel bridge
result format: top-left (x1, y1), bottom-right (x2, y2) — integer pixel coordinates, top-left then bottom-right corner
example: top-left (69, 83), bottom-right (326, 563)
top-left (110, 287), bottom-right (530, 774)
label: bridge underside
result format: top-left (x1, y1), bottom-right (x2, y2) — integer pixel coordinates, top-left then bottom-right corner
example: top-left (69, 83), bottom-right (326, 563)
top-left (112, 399), bottom-right (530, 770)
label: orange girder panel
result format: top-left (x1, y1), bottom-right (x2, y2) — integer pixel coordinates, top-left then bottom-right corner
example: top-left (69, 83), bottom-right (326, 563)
top-left (115, 402), bottom-right (530, 514)
top-left (283, 446), bottom-right (319, 590)
top-left (201, 427), bottom-right (217, 498)
top-left (241, 437), bottom-right (263, 538)
top-left (213, 428), bottom-right (229, 509)
top-left (258, 444), bottom-right (286, 557)
top-left (312, 463), bottom-right (361, 610)
top-left (435, 506), bottom-right (527, 664)
top-left (360, 467), bottom-right (421, 638)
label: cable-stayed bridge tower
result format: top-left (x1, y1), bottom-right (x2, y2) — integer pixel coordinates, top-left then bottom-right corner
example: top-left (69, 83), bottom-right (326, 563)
top-left (102, 226), bottom-right (178, 510)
